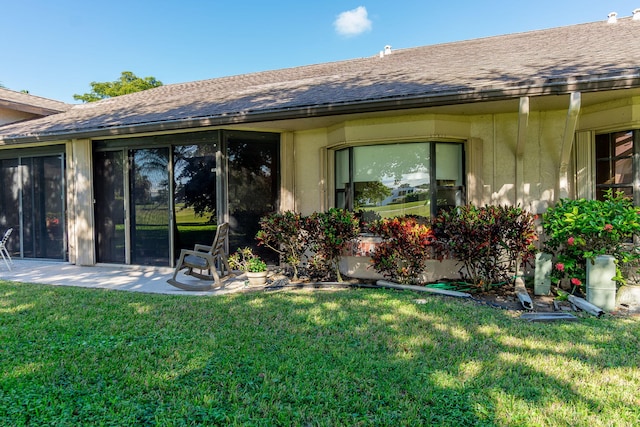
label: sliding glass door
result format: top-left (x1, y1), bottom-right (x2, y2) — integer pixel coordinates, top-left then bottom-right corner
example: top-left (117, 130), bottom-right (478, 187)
top-left (173, 144), bottom-right (218, 260)
top-left (94, 151), bottom-right (126, 263)
top-left (0, 154), bottom-right (65, 260)
top-left (93, 130), bottom-right (280, 267)
top-left (130, 148), bottom-right (170, 265)
top-left (94, 148), bottom-right (171, 265)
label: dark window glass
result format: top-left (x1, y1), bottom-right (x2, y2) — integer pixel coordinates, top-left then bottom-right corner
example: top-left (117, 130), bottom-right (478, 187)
top-left (595, 131), bottom-right (636, 201)
top-left (0, 158), bottom-right (20, 258)
top-left (0, 155), bottom-right (65, 260)
top-left (130, 148), bottom-right (170, 266)
top-left (173, 144), bottom-right (218, 260)
top-left (94, 151), bottom-right (126, 263)
top-left (227, 132), bottom-right (280, 262)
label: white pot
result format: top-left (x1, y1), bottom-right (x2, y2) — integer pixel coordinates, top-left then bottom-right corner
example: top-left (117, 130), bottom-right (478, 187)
top-left (246, 270), bottom-right (268, 287)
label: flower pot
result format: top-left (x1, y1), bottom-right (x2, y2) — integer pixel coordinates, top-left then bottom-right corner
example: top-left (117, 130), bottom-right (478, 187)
top-left (246, 270), bottom-right (268, 287)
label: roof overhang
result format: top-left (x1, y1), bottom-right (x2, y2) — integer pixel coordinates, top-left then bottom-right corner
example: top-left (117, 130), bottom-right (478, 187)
top-left (0, 99), bottom-right (66, 117)
top-left (2, 72), bottom-right (639, 144)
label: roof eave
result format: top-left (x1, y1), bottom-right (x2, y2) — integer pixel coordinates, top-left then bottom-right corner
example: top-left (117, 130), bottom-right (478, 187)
top-left (0, 99), bottom-right (68, 116)
top-left (2, 73), bottom-right (639, 145)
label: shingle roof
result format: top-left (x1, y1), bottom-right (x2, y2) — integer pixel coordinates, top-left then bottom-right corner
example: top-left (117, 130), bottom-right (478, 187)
top-left (0, 88), bottom-right (71, 115)
top-left (2, 16), bottom-right (640, 143)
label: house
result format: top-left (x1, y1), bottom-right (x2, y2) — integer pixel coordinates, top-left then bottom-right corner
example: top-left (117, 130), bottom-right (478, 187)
top-left (0, 87), bottom-right (69, 126)
top-left (1, 11), bottom-right (639, 269)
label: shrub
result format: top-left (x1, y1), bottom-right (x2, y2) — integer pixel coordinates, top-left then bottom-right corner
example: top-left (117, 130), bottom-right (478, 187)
top-left (256, 211), bottom-right (309, 280)
top-left (432, 205), bottom-right (537, 290)
top-left (368, 215), bottom-right (434, 285)
top-left (305, 208), bottom-right (360, 282)
top-left (542, 190), bottom-right (640, 291)
top-left (228, 247), bottom-right (268, 272)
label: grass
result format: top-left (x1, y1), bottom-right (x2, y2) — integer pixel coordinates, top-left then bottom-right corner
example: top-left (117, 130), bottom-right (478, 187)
top-left (365, 200), bottom-right (431, 219)
top-left (1, 282), bottom-right (639, 426)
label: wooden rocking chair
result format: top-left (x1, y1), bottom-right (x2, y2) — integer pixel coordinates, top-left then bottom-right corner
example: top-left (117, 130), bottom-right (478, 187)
top-left (167, 223), bottom-right (232, 291)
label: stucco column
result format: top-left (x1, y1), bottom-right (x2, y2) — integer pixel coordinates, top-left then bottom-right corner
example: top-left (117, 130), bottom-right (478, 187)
top-left (67, 138), bottom-right (95, 266)
top-left (516, 96), bottom-right (530, 206)
top-left (280, 132), bottom-right (296, 212)
top-left (558, 92), bottom-right (581, 200)
top-left (465, 137), bottom-right (485, 206)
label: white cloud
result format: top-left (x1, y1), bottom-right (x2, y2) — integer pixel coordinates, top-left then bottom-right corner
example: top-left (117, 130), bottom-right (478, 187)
top-left (334, 6), bottom-right (372, 37)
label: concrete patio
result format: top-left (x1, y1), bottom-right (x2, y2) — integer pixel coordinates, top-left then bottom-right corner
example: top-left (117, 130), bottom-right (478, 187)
top-left (0, 260), bottom-right (253, 296)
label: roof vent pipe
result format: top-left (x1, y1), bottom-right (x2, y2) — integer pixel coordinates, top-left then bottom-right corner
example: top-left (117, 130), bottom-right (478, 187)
top-left (633, 8), bottom-right (640, 20)
top-left (608, 12), bottom-right (618, 23)
top-left (384, 45), bottom-right (392, 55)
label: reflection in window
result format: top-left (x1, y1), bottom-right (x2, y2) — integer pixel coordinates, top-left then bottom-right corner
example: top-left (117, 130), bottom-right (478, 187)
top-left (173, 144), bottom-right (218, 258)
top-left (336, 142), bottom-right (464, 220)
top-left (226, 131), bottom-right (280, 261)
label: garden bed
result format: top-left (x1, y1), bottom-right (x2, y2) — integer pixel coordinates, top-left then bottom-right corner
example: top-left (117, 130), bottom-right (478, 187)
top-left (259, 270), bottom-right (640, 317)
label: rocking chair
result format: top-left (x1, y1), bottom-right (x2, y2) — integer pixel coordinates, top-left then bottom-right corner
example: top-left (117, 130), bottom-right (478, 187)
top-left (167, 223), bottom-right (232, 291)
top-left (0, 228), bottom-right (13, 271)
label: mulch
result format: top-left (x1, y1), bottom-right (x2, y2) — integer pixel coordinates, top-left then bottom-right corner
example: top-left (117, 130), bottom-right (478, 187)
top-left (263, 272), bottom-right (640, 317)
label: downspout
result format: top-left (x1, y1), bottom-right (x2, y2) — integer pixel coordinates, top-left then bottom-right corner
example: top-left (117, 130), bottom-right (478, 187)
top-left (558, 92), bottom-right (581, 200)
top-left (516, 97), bottom-right (529, 206)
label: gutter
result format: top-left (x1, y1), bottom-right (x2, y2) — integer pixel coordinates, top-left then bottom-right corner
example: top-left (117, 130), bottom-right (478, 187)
top-left (1, 72), bottom-right (638, 144)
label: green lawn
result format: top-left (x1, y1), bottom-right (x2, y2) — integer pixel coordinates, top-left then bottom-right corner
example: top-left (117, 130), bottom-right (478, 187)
top-left (1, 282), bottom-right (639, 426)
top-left (365, 200), bottom-right (430, 218)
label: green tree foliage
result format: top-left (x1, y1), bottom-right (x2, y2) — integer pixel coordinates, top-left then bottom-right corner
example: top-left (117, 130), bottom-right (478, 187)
top-left (73, 71), bottom-right (162, 102)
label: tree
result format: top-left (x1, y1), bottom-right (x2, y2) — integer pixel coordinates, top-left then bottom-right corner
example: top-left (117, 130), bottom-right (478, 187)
top-left (356, 181), bottom-right (391, 208)
top-left (73, 71), bottom-right (162, 102)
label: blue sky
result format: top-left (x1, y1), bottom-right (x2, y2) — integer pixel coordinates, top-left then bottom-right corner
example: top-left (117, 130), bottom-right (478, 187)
top-left (2, 1), bottom-right (638, 104)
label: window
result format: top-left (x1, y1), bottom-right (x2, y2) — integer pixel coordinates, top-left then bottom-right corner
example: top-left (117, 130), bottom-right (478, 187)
top-left (595, 130), bottom-right (639, 202)
top-left (335, 142), bottom-right (465, 220)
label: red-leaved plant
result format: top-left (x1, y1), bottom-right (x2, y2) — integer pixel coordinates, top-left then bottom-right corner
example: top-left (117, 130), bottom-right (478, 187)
top-left (431, 205), bottom-right (537, 290)
top-left (368, 215), bottom-right (435, 285)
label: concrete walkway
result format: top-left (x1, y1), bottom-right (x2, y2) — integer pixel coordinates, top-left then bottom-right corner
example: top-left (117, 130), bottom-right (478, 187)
top-left (0, 260), bottom-right (253, 296)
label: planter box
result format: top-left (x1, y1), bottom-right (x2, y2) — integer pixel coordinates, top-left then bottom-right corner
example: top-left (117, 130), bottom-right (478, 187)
top-left (343, 235), bottom-right (383, 257)
top-left (340, 234), bottom-right (462, 282)
top-left (339, 256), bottom-right (461, 282)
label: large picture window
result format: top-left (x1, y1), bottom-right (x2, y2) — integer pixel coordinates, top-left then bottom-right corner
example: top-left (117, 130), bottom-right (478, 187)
top-left (335, 142), bottom-right (465, 220)
top-left (595, 130), bottom-right (639, 203)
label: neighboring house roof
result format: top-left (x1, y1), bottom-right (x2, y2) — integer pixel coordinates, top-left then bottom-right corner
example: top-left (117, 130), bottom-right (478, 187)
top-left (0, 88), bottom-right (71, 117)
top-left (1, 15), bottom-right (640, 143)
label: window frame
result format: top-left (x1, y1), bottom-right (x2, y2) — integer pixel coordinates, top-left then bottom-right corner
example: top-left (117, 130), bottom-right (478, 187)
top-left (594, 129), bottom-right (640, 205)
top-left (334, 140), bottom-right (466, 218)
